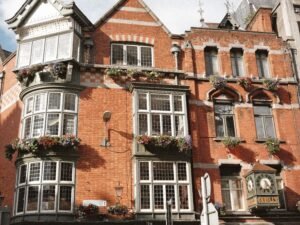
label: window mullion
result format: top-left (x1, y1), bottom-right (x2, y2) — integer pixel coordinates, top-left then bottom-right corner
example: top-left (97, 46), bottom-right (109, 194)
top-left (124, 45), bottom-right (127, 66)
top-left (138, 46), bottom-right (141, 66)
top-left (159, 114), bottom-right (163, 135)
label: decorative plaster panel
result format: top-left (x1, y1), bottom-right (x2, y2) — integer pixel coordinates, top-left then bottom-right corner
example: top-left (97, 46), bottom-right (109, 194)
top-left (0, 84), bottom-right (22, 113)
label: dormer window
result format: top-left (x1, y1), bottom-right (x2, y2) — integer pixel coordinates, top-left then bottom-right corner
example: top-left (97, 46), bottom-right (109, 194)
top-left (111, 44), bottom-right (153, 67)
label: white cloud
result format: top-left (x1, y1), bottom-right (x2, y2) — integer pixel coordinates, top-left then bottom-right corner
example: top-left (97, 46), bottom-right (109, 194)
top-left (0, 0), bottom-right (241, 50)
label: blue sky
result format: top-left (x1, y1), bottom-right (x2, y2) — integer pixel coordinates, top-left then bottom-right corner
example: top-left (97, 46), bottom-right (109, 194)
top-left (0, 0), bottom-right (241, 52)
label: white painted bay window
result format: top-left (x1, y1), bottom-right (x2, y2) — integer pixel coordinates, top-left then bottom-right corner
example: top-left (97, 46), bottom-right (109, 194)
top-left (111, 44), bottom-right (153, 67)
top-left (136, 92), bottom-right (187, 137)
top-left (137, 161), bottom-right (192, 212)
top-left (17, 32), bottom-right (80, 68)
top-left (22, 92), bottom-right (78, 139)
top-left (15, 161), bottom-right (75, 215)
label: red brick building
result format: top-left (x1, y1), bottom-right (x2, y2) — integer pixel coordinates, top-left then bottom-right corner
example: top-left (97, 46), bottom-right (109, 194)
top-left (0, 0), bottom-right (300, 224)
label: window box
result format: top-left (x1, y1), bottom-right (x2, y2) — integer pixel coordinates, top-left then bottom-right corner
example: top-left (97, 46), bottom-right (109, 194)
top-left (221, 137), bottom-right (242, 149)
top-left (136, 135), bottom-right (192, 153)
top-left (5, 135), bottom-right (81, 161)
top-left (262, 78), bottom-right (280, 91)
top-left (264, 138), bottom-right (281, 155)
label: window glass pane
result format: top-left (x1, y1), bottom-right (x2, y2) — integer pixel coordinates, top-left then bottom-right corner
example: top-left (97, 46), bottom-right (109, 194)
top-left (231, 49), bottom-right (243, 77)
top-left (112, 45), bottom-right (123, 65)
top-left (166, 185), bottom-right (176, 209)
top-left (226, 116), bottom-right (235, 137)
top-left (215, 104), bottom-right (233, 114)
top-left (64, 94), bottom-right (76, 111)
top-left (58, 33), bottom-right (71, 59)
top-left (127, 46), bottom-right (138, 65)
top-left (162, 115), bottom-right (171, 136)
top-left (44, 36), bottom-right (58, 62)
top-left (19, 165), bottom-right (27, 184)
top-left (33, 114), bottom-right (45, 137)
top-left (151, 114), bottom-right (160, 136)
top-left (177, 163), bottom-right (187, 181)
top-left (31, 39), bottom-right (44, 64)
top-left (18, 42), bottom-right (31, 67)
top-left (61, 163), bottom-right (73, 182)
top-left (222, 189), bottom-right (232, 210)
top-left (42, 185), bottom-right (56, 211)
top-left (255, 117), bottom-right (265, 138)
top-left (140, 185), bottom-right (150, 209)
top-left (34, 93), bottom-right (47, 112)
top-left (265, 117), bottom-right (276, 138)
top-left (141, 47), bottom-right (152, 67)
top-left (262, 57), bottom-right (269, 78)
top-left (138, 114), bottom-right (148, 135)
top-left (154, 185), bottom-right (164, 209)
top-left (43, 162), bottom-right (57, 181)
top-left (24, 117), bottom-right (32, 139)
top-left (151, 95), bottom-right (170, 111)
top-left (73, 34), bottom-right (80, 62)
top-left (174, 96), bottom-right (183, 112)
top-left (153, 162), bottom-right (174, 181)
top-left (215, 115), bottom-right (224, 137)
top-left (48, 93), bottom-right (61, 110)
top-left (237, 54), bottom-right (244, 76)
top-left (138, 93), bottom-right (147, 110)
top-left (63, 114), bottom-right (76, 135)
top-left (27, 186), bottom-right (39, 211)
top-left (59, 186), bottom-right (72, 211)
top-left (205, 48), bottom-right (218, 75)
top-left (179, 185), bottom-right (189, 209)
top-left (46, 114), bottom-right (60, 136)
top-left (17, 188), bottom-right (25, 213)
top-left (26, 97), bottom-right (34, 115)
top-left (231, 190), bottom-right (243, 210)
top-left (254, 105), bottom-right (271, 115)
top-left (175, 115), bottom-right (185, 137)
top-left (140, 162), bottom-right (149, 180)
top-left (221, 180), bottom-right (230, 189)
top-left (29, 163), bottom-right (40, 182)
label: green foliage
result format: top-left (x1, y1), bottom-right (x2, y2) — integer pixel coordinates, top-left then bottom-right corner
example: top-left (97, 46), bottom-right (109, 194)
top-left (222, 137), bottom-right (241, 149)
top-left (237, 77), bottom-right (252, 90)
top-left (105, 68), bottom-right (126, 77)
top-left (5, 135), bottom-right (81, 160)
top-left (262, 79), bottom-right (280, 91)
top-left (107, 204), bottom-right (128, 215)
top-left (136, 135), bottom-right (192, 152)
top-left (209, 75), bottom-right (227, 89)
top-left (265, 138), bottom-right (280, 155)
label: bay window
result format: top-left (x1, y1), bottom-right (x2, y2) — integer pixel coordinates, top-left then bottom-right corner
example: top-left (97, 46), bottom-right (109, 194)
top-left (15, 161), bottom-right (75, 215)
top-left (137, 161), bottom-right (192, 212)
top-left (111, 44), bottom-right (153, 67)
top-left (22, 92), bottom-right (78, 139)
top-left (136, 92), bottom-right (187, 137)
top-left (17, 32), bottom-right (80, 68)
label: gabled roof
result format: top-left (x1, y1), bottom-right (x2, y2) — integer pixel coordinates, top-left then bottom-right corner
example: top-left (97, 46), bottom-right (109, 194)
top-left (0, 46), bottom-right (12, 63)
top-left (6, 0), bottom-right (93, 30)
top-left (94, 0), bottom-right (172, 36)
top-left (218, 13), bottom-right (240, 30)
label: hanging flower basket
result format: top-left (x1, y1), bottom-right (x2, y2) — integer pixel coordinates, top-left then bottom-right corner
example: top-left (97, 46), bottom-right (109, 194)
top-left (262, 79), bottom-right (280, 91)
top-left (237, 77), bottom-right (252, 91)
top-left (264, 138), bottom-right (280, 155)
top-left (76, 204), bottom-right (99, 220)
top-left (107, 204), bottom-right (128, 216)
top-left (5, 135), bottom-right (81, 160)
top-left (222, 137), bottom-right (241, 149)
top-left (136, 135), bottom-right (192, 153)
top-left (209, 75), bottom-right (227, 89)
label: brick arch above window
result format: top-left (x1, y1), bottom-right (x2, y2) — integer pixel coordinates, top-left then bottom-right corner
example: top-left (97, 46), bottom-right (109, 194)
top-left (207, 86), bottom-right (242, 102)
top-left (109, 34), bottom-right (155, 45)
top-left (246, 88), bottom-right (281, 104)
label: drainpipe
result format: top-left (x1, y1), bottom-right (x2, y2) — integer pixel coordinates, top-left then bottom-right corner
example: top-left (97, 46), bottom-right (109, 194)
top-left (290, 48), bottom-right (300, 104)
top-left (171, 44), bottom-right (181, 85)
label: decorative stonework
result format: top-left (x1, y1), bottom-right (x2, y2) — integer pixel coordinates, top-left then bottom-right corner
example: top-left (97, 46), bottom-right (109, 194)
top-left (0, 84), bottom-right (22, 113)
top-left (19, 18), bottom-right (72, 40)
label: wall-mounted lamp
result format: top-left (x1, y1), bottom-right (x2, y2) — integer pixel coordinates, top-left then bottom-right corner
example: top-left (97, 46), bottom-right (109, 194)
top-left (101, 111), bottom-right (112, 147)
top-left (0, 192), bottom-right (4, 207)
top-left (114, 181), bottom-right (123, 204)
top-left (170, 44), bottom-right (181, 71)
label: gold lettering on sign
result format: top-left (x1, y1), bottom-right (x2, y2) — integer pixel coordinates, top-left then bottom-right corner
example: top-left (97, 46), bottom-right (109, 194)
top-left (257, 196), bottom-right (279, 204)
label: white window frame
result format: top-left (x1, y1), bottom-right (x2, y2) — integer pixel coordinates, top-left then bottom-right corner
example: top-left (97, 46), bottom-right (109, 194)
top-left (134, 91), bottom-right (188, 137)
top-left (136, 161), bottom-right (193, 213)
top-left (14, 161), bottom-right (75, 216)
top-left (111, 43), bottom-right (154, 67)
top-left (22, 92), bottom-right (78, 139)
top-left (221, 176), bottom-right (245, 212)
